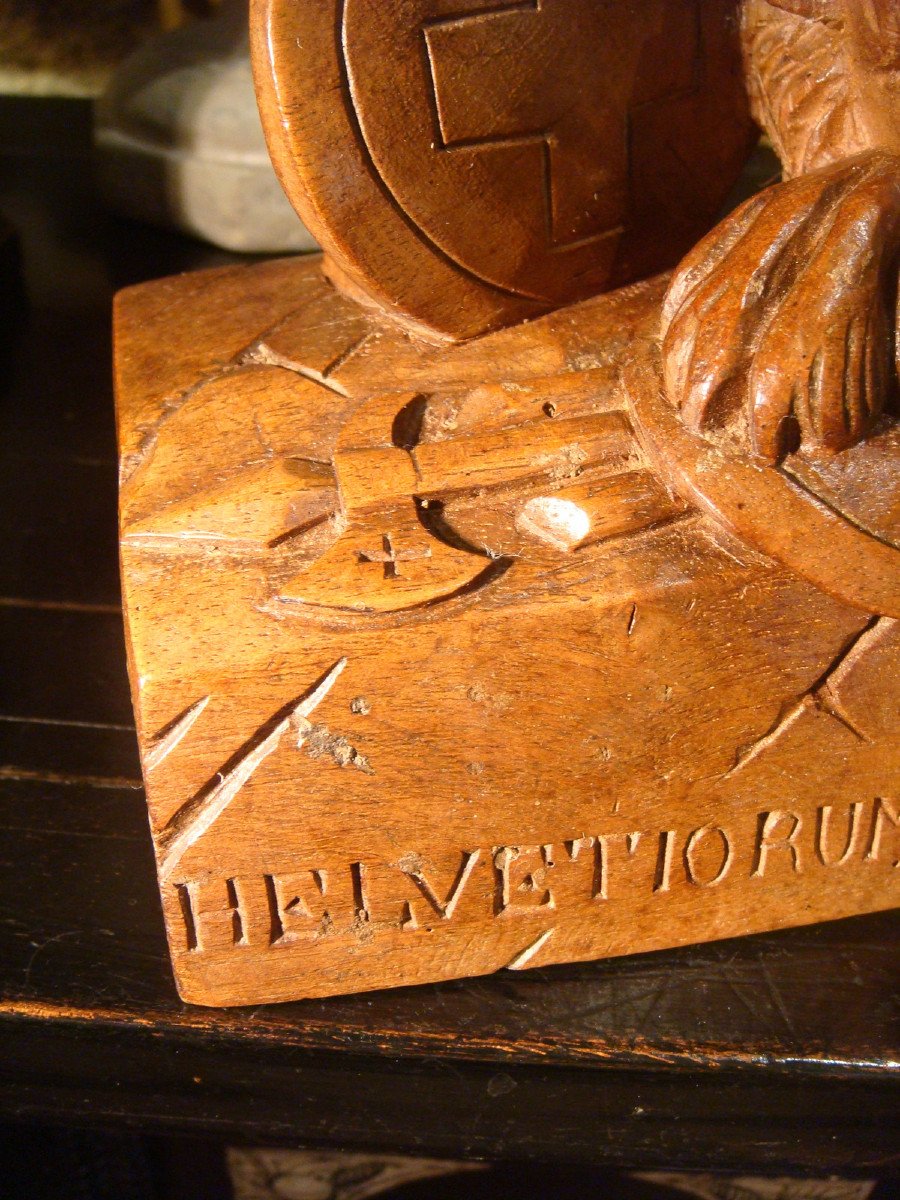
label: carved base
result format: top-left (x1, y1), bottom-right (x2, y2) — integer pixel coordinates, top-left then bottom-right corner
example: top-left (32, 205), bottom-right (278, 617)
top-left (115, 256), bottom-right (899, 1006)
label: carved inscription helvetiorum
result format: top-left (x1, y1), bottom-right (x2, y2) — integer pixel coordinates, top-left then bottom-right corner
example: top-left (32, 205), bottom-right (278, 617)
top-left (171, 797), bottom-right (898, 961)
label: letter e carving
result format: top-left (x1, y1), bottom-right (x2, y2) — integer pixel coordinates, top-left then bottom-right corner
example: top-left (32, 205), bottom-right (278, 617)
top-left (494, 846), bottom-right (555, 915)
top-left (265, 871), bottom-right (329, 945)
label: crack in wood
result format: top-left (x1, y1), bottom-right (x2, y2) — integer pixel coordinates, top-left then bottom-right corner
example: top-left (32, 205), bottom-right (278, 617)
top-left (242, 343), bottom-right (352, 396)
top-left (0, 596), bottom-right (121, 615)
top-left (726, 615), bottom-right (891, 777)
top-left (506, 927), bottom-right (555, 971)
top-left (146, 696), bottom-right (210, 774)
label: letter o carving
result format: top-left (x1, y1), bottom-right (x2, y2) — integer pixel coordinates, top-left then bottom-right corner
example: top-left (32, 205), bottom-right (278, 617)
top-left (684, 825), bottom-right (732, 888)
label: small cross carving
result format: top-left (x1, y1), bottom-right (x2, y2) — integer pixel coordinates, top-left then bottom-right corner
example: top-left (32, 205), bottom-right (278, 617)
top-left (358, 533), bottom-right (432, 580)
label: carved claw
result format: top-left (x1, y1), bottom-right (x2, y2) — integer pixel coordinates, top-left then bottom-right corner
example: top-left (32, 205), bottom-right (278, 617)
top-left (661, 152), bottom-right (900, 462)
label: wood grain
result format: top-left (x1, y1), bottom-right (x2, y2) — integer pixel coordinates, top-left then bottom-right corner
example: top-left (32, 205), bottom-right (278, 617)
top-left (251, 0), bottom-right (754, 338)
top-left (660, 1), bottom-right (900, 464)
top-left (113, 2), bottom-right (900, 1008)
top-left (3, 92), bottom-right (898, 1177)
top-left (116, 257), bottom-right (900, 1007)
top-left (743, 0), bottom-right (900, 177)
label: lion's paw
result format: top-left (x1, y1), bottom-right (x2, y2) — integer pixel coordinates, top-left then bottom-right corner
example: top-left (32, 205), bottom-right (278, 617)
top-left (661, 152), bottom-right (900, 462)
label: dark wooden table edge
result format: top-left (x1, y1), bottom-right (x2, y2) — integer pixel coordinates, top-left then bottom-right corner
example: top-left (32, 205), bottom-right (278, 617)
top-left (1, 1011), bottom-right (897, 1173)
top-left (1, 1001), bottom-right (897, 1079)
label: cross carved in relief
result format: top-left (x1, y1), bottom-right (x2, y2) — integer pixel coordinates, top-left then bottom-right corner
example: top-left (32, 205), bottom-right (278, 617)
top-left (422, 0), bottom-right (629, 247)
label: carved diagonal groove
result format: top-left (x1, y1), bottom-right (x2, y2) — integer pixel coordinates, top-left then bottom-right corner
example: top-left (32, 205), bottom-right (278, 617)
top-left (157, 659), bottom-right (348, 878)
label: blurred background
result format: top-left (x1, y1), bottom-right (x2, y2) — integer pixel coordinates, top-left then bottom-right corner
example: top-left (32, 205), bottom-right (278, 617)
top-left (0, 0), bottom-right (315, 251)
top-left (0, 1), bottom-right (219, 96)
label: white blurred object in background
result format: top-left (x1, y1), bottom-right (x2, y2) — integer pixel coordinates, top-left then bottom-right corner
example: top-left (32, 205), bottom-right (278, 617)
top-left (94, 0), bottom-right (317, 253)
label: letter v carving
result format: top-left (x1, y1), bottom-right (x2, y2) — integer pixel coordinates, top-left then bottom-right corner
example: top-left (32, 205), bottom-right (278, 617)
top-left (397, 850), bottom-right (482, 919)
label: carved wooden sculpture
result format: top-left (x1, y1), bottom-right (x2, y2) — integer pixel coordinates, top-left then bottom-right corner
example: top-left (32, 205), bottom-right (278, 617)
top-left (114, 0), bottom-right (899, 1005)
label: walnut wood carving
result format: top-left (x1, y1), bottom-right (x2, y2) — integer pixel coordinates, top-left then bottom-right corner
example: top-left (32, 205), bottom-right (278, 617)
top-left (661, 151), bottom-right (900, 462)
top-left (251, 0), bottom-right (755, 338)
top-left (663, 0), bottom-right (900, 462)
top-left (115, 0), bottom-right (900, 1005)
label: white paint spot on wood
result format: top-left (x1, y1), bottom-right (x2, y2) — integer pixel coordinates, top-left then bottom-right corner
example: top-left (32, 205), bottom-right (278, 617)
top-left (516, 496), bottom-right (590, 550)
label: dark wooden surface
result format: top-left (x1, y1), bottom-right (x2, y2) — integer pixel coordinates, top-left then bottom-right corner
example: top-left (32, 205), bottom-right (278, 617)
top-left (0, 97), bottom-right (897, 1175)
